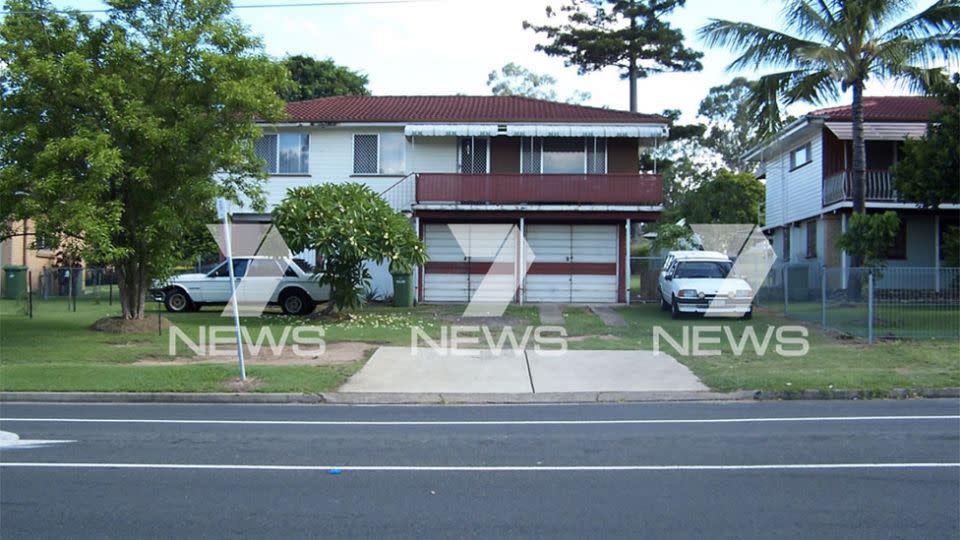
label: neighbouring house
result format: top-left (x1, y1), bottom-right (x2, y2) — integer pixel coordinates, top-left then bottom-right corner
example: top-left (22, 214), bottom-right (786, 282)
top-left (742, 96), bottom-right (959, 291)
top-left (0, 219), bottom-right (63, 295)
top-left (240, 95), bottom-right (667, 303)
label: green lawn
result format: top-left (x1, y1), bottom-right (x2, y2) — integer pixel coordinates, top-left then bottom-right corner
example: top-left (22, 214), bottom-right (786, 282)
top-left (1, 294), bottom-right (957, 393)
top-left (778, 301), bottom-right (960, 340)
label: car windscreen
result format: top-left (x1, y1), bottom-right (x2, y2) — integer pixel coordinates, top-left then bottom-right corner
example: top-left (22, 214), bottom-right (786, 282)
top-left (674, 261), bottom-right (731, 279)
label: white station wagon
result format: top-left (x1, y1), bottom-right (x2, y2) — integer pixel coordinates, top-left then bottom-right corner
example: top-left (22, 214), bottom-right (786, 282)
top-left (658, 250), bottom-right (753, 319)
top-left (151, 256), bottom-right (329, 316)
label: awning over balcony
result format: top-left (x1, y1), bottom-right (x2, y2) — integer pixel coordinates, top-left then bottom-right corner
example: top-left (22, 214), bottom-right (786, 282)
top-left (825, 121), bottom-right (927, 140)
top-left (505, 124), bottom-right (667, 138)
top-left (404, 123), bottom-right (668, 137)
top-left (405, 124), bottom-right (499, 136)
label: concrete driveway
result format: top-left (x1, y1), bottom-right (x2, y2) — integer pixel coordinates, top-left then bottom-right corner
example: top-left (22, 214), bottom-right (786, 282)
top-left (339, 347), bottom-right (708, 393)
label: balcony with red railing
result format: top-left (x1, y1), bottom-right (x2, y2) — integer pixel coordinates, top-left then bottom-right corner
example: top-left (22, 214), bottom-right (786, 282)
top-left (414, 173), bottom-right (663, 206)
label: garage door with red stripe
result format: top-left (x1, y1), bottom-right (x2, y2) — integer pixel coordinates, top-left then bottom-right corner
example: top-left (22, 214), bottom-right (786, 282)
top-left (422, 223), bottom-right (517, 303)
top-left (524, 224), bottom-right (618, 303)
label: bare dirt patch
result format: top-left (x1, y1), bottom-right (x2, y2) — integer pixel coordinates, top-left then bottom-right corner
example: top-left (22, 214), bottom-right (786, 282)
top-left (439, 314), bottom-right (528, 327)
top-left (135, 341), bottom-right (375, 366)
top-left (222, 377), bottom-right (263, 392)
top-left (91, 316), bottom-right (171, 333)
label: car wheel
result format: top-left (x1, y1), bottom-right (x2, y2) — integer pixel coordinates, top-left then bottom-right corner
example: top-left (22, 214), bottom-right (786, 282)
top-left (660, 294), bottom-right (670, 311)
top-left (164, 289), bottom-right (193, 313)
top-left (670, 295), bottom-right (681, 320)
top-left (280, 289), bottom-right (315, 316)
top-left (742, 308), bottom-right (753, 320)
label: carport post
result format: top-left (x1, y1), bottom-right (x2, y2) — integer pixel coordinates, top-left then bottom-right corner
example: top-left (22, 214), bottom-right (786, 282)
top-left (625, 219), bottom-right (631, 305)
top-left (518, 218), bottom-right (525, 305)
top-left (218, 198), bottom-right (246, 381)
top-left (820, 266), bottom-right (826, 327)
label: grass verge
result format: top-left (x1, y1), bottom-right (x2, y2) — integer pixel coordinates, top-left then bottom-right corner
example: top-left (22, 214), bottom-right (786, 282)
top-left (1, 296), bottom-right (957, 394)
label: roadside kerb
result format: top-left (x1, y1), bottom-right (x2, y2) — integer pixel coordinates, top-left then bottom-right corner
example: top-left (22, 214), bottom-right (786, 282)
top-left (1, 388), bottom-right (957, 404)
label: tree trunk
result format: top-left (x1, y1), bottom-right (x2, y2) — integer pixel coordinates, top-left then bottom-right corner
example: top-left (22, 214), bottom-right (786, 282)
top-left (851, 82), bottom-right (866, 215)
top-left (116, 259), bottom-right (149, 319)
top-left (628, 2), bottom-right (637, 113)
top-left (847, 81), bottom-right (866, 300)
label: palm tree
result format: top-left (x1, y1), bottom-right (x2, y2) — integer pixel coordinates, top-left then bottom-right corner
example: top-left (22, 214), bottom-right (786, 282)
top-left (699, 0), bottom-right (959, 219)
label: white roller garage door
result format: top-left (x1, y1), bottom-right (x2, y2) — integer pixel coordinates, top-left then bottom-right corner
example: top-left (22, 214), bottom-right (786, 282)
top-left (524, 224), bottom-right (619, 303)
top-left (423, 223), bottom-right (517, 303)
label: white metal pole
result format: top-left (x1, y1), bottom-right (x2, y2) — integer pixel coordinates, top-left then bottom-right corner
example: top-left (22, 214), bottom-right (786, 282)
top-left (413, 216), bottom-right (420, 303)
top-left (518, 217), bottom-right (525, 305)
top-left (934, 215), bottom-right (941, 292)
top-left (867, 271), bottom-right (875, 344)
top-left (223, 212), bottom-right (246, 381)
top-left (625, 219), bottom-right (631, 305)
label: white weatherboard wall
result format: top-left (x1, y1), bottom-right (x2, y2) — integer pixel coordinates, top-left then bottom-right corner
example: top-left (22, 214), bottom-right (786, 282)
top-left (249, 127), bottom-right (460, 297)
top-left (765, 132), bottom-right (824, 228)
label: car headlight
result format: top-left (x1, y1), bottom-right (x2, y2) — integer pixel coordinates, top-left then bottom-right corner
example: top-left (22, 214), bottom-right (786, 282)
top-left (677, 289), bottom-right (698, 298)
top-left (735, 289), bottom-right (753, 298)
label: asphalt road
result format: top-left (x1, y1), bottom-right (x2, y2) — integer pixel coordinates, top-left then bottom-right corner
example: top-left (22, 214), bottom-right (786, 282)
top-left (1, 400), bottom-right (958, 539)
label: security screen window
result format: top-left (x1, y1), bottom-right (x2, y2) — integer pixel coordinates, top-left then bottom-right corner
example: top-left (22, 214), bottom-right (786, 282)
top-left (353, 133), bottom-right (405, 175)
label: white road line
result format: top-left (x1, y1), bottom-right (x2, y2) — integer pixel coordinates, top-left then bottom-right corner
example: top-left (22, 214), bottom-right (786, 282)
top-left (1, 462), bottom-right (957, 472)
top-left (0, 415), bottom-right (957, 426)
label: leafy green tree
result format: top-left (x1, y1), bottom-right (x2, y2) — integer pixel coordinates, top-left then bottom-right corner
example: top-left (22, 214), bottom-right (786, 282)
top-left (280, 55), bottom-right (370, 101)
top-left (699, 0), bottom-right (959, 219)
top-left (486, 62), bottom-right (591, 103)
top-left (697, 77), bottom-right (788, 171)
top-left (650, 222), bottom-right (695, 253)
top-left (665, 169), bottom-right (764, 225)
top-left (0, 0), bottom-right (288, 319)
top-left (272, 183), bottom-right (426, 313)
top-left (892, 74), bottom-right (959, 208)
top-left (837, 212), bottom-right (901, 274)
top-left (524, 0), bottom-right (702, 112)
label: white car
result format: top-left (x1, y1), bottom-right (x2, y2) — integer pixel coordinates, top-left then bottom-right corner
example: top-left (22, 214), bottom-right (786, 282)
top-left (151, 257), bottom-right (329, 316)
top-left (658, 250), bottom-right (753, 319)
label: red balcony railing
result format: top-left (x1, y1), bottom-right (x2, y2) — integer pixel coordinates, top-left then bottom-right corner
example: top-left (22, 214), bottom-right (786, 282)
top-left (415, 173), bottom-right (663, 205)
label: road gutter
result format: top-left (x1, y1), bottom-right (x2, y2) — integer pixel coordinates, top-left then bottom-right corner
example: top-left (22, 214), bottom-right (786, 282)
top-left (0, 388), bottom-right (957, 404)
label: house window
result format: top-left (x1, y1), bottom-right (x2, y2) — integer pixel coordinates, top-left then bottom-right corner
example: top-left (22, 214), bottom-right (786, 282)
top-left (353, 133), bottom-right (406, 175)
top-left (783, 227), bottom-right (791, 261)
top-left (459, 137), bottom-right (488, 173)
top-left (789, 142), bottom-right (811, 170)
top-left (255, 133), bottom-right (309, 174)
top-left (33, 232), bottom-right (56, 251)
top-left (806, 220), bottom-right (817, 258)
top-left (887, 220), bottom-right (907, 259)
top-left (520, 137), bottom-right (607, 173)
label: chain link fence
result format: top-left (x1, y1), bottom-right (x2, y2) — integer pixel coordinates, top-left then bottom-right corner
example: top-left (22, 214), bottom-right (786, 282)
top-left (761, 263), bottom-right (959, 341)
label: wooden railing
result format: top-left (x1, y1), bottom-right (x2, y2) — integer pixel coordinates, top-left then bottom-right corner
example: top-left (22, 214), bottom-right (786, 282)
top-left (415, 173), bottom-right (663, 205)
top-left (823, 169), bottom-right (900, 206)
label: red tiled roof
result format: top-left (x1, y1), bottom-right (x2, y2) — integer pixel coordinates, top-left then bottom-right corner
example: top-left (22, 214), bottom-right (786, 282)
top-left (283, 95), bottom-right (667, 124)
top-left (811, 96), bottom-right (942, 122)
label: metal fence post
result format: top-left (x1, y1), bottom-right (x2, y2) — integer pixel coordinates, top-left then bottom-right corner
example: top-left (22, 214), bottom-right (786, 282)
top-left (820, 266), bottom-right (827, 327)
top-left (783, 266), bottom-right (789, 315)
top-left (867, 270), bottom-right (875, 344)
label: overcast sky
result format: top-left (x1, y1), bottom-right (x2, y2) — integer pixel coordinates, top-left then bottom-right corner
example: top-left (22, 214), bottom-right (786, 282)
top-left (44, 0), bottom-right (944, 122)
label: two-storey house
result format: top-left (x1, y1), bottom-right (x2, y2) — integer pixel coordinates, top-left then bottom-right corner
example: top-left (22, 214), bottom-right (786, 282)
top-left (240, 96), bottom-right (667, 303)
top-left (743, 96), bottom-right (958, 290)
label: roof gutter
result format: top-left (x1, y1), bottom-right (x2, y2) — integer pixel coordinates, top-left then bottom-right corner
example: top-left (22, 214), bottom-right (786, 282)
top-left (740, 115), bottom-right (826, 162)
